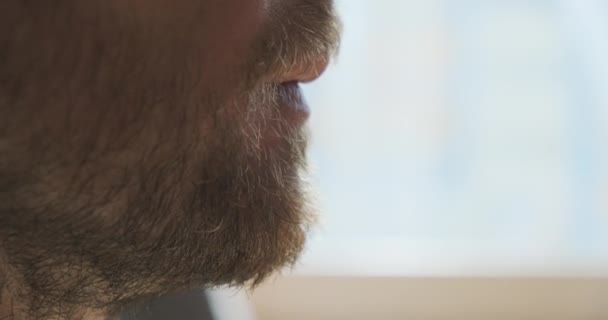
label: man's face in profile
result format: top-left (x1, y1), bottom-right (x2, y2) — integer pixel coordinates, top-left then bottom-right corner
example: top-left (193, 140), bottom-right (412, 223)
top-left (0, 0), bottom-right (340, 318)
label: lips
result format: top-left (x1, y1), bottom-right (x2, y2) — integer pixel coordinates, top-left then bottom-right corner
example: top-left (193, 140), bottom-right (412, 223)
top-left (277, 82), bottom-right (310, 127)
top-left (277, 58), bottom-right (330, 84)
top-left (272, 58), bottom-right (329, 127)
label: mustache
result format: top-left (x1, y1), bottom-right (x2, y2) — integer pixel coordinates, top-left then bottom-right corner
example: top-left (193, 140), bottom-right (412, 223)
top-left (247, 0), bottom-right (342, 85)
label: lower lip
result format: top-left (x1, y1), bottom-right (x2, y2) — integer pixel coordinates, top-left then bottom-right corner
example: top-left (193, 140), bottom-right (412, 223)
top-left (278, 82), bottom-right (310, 126)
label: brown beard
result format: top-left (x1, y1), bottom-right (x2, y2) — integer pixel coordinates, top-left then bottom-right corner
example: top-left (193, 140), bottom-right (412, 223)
top-left (0, 0), bottom-right (340, 318)
top-left (0, 87), bottom-right (312, 318)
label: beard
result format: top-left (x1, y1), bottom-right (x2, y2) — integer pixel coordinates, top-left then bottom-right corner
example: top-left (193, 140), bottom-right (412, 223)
top-left (0, 82), bottom-right (314, 319)
top-left (0, 0), bottom-right (340, 318)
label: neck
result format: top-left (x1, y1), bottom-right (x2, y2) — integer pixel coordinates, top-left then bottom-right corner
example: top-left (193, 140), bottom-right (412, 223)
top-left (0, 255), bottom-right (107, 320)
top-left (0, 288), bottom-right (106, 320)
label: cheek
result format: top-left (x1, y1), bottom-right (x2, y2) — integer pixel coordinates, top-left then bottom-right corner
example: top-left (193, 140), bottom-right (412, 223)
top-left (18, 0), bottom-right (275, 156)
top-left (96, 0), bottom-right (273, 140)
top-left (197, 0), bottom-right (269, 88)
top-left (111, 0), bottom-right (269, 89)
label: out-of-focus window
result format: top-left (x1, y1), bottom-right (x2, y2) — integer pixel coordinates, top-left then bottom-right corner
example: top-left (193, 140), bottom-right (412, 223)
top-left (299, 0), bottom-right (608, 277)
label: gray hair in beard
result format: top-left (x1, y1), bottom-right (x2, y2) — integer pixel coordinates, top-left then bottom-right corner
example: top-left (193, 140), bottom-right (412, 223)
top-left (0, 0), bottom-right (340, 318)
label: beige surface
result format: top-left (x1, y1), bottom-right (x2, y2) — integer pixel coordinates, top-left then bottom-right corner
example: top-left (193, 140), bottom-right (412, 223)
top-left (252, 276), bottom-right (608, 320)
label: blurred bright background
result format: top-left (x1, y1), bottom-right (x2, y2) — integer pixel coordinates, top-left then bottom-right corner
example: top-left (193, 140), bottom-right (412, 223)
top-left (216, 0), bottom-right (608, 319)
top-left (299, 0), bottom-right (608, 278)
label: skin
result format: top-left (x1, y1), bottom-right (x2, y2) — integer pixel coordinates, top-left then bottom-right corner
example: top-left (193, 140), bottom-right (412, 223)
top-left (0, 0), bottom-right (340, 319)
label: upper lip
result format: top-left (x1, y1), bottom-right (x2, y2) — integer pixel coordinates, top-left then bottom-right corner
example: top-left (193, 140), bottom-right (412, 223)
top-left (276, 57), bottom-right (330, 84)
